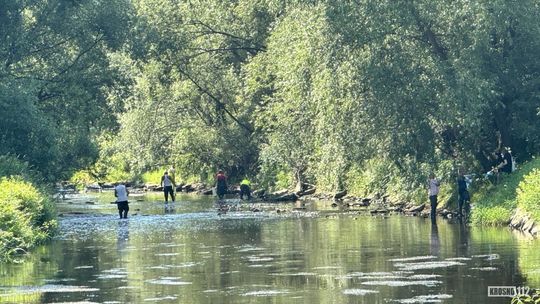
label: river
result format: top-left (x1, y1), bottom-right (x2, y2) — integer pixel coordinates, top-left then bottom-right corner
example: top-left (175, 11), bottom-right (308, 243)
top-left (0, 192), bottom-right (539, 303)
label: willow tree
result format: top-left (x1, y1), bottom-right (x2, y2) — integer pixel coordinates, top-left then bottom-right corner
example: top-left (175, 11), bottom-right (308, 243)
top-left (0, 0), bottom-right (131, 180)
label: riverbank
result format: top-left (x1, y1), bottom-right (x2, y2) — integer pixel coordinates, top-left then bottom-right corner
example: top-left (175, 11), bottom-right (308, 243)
top-left (70, 157), bottom-right (540, 236)
top-left (0, 156), bottom-right (58, 262)
top-left (470, 158), bottom-right (540, 235)
top-left (0, 177), bottom-right (57, 262)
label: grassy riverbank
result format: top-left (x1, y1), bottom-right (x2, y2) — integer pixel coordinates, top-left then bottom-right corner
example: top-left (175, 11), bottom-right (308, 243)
top-left (471, 158), bottom-right (540, 226)
top-left (0, 156), bottom-right (57, 262)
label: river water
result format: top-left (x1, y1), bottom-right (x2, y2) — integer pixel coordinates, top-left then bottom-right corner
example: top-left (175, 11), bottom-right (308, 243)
top-left (0, 192), bottom-right (539, 304)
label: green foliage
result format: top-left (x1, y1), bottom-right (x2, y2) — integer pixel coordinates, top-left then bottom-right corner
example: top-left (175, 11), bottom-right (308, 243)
top-left (0, 177), bottom-right (57, 262)
top-left (516, 166), bottom-right (540, 223)
top-left (141, 169), bottom-right (165, 185)
top-left (69, 170), bottom-right (96, 190)
top-left (471, 158), bottom-right (540, 225)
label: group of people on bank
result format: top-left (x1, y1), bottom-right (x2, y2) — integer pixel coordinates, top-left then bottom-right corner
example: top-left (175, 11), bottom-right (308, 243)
top-left (427, 147), bottom-right (515, 223)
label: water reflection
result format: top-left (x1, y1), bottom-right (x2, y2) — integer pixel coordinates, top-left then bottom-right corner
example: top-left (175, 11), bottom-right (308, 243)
top-left (0, 193), bottom-right (538, 304)
top-left (116, 220), bottom-right (129, 253)
top-left (430, 223), bottom-right (440, 257)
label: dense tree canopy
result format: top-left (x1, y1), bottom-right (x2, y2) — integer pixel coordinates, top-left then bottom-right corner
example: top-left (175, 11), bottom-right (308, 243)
top-left (3, 0), bottom-right (540, 199)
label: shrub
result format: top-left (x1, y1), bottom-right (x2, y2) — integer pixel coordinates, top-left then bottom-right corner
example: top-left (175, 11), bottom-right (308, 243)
top-left (0, 177), bottom-right (57, 261)
top-left (516, 168), bottom-right (540, 223)
top-left (141, 169), bottom-right (165, 184)
top-left (70, 170), bottom-right (96, 189)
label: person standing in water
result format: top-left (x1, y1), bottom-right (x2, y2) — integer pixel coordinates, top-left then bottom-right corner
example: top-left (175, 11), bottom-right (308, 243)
top-left (239, 178), bottom-right (252, 200)
top-left (457, 169), bottom-right (471, 217)
top-left (161, 171), bottom-right (175, 203)
top-left (215, 170), bottom-right (228, 200)
top-left (115, 182), bottom-right (129, 219)
top-left (427, 173), bottom-right (440, 223)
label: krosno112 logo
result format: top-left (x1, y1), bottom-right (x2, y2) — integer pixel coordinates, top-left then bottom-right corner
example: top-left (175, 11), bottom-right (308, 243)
top-left (487, 286), bottom-right (540, 303)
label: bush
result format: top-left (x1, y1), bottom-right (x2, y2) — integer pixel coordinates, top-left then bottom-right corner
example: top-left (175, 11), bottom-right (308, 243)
top-left (141, 169), bottom-right (165, 184)
top-left (516, 168), bottom-right (540, 223)
top-left (0, 155), bottom-right (44, 184)
top-left (0, 177), bottom-right (57, 262)
top-left (70, 170), bottom-right (96, 190)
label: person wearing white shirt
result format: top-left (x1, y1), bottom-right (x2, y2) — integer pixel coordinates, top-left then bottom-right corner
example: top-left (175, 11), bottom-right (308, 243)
top-left (114, 183), bottom-right (129, 219)
top-left (427, 174), bottom-right (440, 223)
top-left (161, 171), bottom-right (175, 202)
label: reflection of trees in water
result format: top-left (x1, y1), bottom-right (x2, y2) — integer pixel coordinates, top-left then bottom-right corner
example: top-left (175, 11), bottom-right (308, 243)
top-left (4, 214), bottom-right (540, 303)
top-left (430, 223), bottom-right (440, 257)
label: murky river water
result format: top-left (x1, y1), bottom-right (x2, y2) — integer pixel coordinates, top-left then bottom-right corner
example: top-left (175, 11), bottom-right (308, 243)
top-left (0, 192), bottom-right (539, 303)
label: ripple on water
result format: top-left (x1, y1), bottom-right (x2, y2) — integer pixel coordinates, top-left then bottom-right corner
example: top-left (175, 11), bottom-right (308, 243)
top-left (472, 253), bottom-right (500, 261)
top-left (96, 268), bottom-right (128, 280)
top-left (236, 246), bottom-right (266, 252)
top-left (470, 267), bottom-right (498, 271)
top-left (336, 271), bottom-right (411, 280)
top-left (394, 261), bottom-right (466, 271)
top-left (388, 256), bottom-right (437, 262)
top-left (395, 294), bottom-right (453, 303)
top-left (143, 296), bottom-right (178, 301)
top-left (74, 266), bottom-right (94, 269)
top-left (242, 290), bottom-right (289, 297)
top-left (269, 272), bottom-right (318, 276)
top-left (247, 256), bottom-right (274, 262)
top-left (445, 257), bottom-right (472, 261)
top-left (1, 284), bottom-right (99, 295)
top-left (146, 277), bottom-right (191, 285)
top-left (342, 289), bottom-right (379, 296)
top-left (361, 280), bottom-right (441, 287)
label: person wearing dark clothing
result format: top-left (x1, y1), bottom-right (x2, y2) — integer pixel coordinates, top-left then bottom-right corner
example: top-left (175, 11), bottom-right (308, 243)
top-left (161, 171), bottom-right (175, 203)
top-left (499, 148), bottom-right (513, 174)
top-left (115, 183), bottom-right (129, 219)
top-left (216, 170), bottom-right (227, 200)
top-left (457, 170), bottom-right (470, 217)
top-left (239, 178), bottom-right (252, 200)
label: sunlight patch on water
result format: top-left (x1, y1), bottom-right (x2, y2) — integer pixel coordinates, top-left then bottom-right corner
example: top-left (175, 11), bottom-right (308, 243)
top-left (74, 266), bottom-right (94, 269)
top-left (313, 266), bottom-right (342, 270)
top-left (395, 294), bottom-right (453, 303)
top-left (445, 257), bottom-right (472, 261)
top-left (237, 246), bottom-right (267, 252)
top-left (247, 256), bottom-right (274, 262)
top-left (362, 280), bottom-right (441, 287)
top-left (242, 290), bottom-right (289, 296)
top-left (407, 274), bottom-right (442, 280)
top-left (336, 271), bottom-right (412, 280)
top-left (96, 268), bottom-right (128, 280)
top-left (470, 267), bottom-right (498, 271)
top-left (1, 284), bottom-right (99, 295)
top-left (389, 256), bottom-right (437, 262)
top-left (154, 253), bottom-right (179, 256)
top-left (472, 254), bottom-right (500, 260)
top-left (248, 264), bottom-right (273, 268)
top-left (394, 261), bottom-right (466, 271)
top-left (342, 289), bottom-right (379, 295)
top-left (143, 296), bottom-right (178, 301)
top-left (270, 272), bottom-right (318, 276)
top-left (146, 277), bottom-right (191, 285)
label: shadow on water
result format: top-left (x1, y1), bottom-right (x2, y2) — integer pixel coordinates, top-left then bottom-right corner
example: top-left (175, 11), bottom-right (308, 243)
top-left (0, 192), bottom-right (538, 303)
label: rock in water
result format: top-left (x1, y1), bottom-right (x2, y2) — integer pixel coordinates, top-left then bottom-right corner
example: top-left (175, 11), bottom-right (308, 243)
top-left (333, 190), bottom-right (347, 200)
